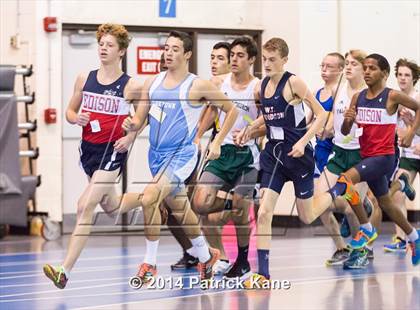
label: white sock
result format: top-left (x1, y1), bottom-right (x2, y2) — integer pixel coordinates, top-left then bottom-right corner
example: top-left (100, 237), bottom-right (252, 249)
top-left (190, 236), bottom-right (211, 263)
top-left (61, 266), bottom-right (69, 278)
top-left (186, 246), bottom-right (198, 258)
top-left (407, 229), bottom-right (419, 243)
top-left (398, 179), bottom-right (405, 190)
top-left (144, 239), bottom-right (159, 266)
top-left (360, 222), bottom-right (373, 232)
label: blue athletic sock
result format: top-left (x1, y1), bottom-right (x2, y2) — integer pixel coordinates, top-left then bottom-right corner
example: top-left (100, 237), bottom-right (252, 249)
top-left (257, 249), bottom-right (270, 279)
top-left (328, 182), bottom-right (347, 200)
top-left (237, 244), bottom-right (249, 263)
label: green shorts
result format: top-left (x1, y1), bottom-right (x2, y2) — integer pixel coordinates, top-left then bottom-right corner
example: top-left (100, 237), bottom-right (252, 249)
top-left (399, 157), bottom-right (420, 173)
top-left (203, 144), bottom-right (258, 185)
top-left (326, 145), bottom-right (362, 176)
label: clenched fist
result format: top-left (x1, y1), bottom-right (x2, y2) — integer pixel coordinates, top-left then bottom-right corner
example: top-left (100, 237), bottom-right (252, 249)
top-left (76, 112), bottom-right (91, 127)
top-left (122, 116), bottom-right (139, 132)
top-left (206, 141), bottom-right (221, 161)
top-left (343, 108), bottom-right (356, 122)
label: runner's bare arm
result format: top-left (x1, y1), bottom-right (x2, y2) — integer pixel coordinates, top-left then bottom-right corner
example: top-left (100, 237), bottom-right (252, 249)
top-left (390, 90), bottom-right (420, 147)
top-left (249, 124), bottom-right (267, 140)
top-left (246, 115), bottom-right (266, 138)
top-left (240, 80), bottom-right (265, 142)
top-left (194, 105), bottom-right (218, 143)
top-left (66, 73), bottom-right (89, 125)
top-left (289, 76), bottom-right (327, 157)
top-left (341, 92), bottom-right (360, 136)
top-left (194, 75), bottom-right (231, 143)
top-left (124, 78), bottom-right (143, 141)
top-left (122, 76), bottom-right (152, 133)
top-left (194, 79), bottom-right (238, 159)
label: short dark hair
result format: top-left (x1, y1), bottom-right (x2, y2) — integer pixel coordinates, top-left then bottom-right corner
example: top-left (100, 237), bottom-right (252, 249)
top-left (213, 41), bottom-right (231, 63)
top-left (366, 53), bottom-right (390, 74)
top-left (327, 52), bottom-right (345, 69)
top-left (395, 58), bottom-right (419, 86)
top-left (168, 31), bottom-right (193, 53)
top-left (230, 36), bottom-right (258, 59)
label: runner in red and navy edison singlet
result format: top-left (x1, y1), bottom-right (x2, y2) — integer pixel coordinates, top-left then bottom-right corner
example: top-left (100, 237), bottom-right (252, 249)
top-left (43, 24), bottom-right (142, 289)
top-left (329, 53), bottom-right (420, 267)
top-left (79, 69), bottom-right (131, 177)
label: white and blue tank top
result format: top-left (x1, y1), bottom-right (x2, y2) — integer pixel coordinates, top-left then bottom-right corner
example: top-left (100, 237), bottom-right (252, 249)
top-left (148, 72), bottom-right (202, 151)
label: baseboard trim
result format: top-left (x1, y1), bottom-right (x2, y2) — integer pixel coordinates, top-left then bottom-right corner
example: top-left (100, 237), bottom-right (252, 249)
top-left (8, 210), bottom-right (420, 235)
top-left (273, 210), bottom-right (420, 228)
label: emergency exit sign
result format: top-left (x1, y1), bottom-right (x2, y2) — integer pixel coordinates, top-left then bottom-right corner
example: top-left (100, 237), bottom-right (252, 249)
top-left (137, 46), bottom-right (163, 74)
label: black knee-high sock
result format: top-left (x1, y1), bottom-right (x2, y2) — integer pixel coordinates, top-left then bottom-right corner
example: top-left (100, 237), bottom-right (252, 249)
top-left (237, 244), bottom-right (249, 263)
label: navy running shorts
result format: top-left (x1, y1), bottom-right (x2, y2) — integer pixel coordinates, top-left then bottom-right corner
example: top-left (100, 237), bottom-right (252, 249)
top-left (354, 154), bottom-right (395, 197)
top-left (79, 140), bottom-right (127, 178)
top-left (260, 140), bottom-right (315, 199)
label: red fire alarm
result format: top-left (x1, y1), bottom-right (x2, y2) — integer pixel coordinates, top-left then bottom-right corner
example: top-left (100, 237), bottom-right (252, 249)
top-left (44, 108), bottom-right (57, 124)
top-left (43, 17), bottom-right (57, 32)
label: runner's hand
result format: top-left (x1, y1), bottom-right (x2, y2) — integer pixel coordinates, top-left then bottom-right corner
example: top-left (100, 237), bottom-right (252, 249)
top-left (400, 108), bottom-right (415, 127)
top-left (122, 116), bottom-right (138, 131)
top-left (237, 127), bottom-right (252, 147)
top-left (232, 129), bottom-right (243, 146)
top-left (343, 108), bottom-right (356, 122)
top-left (76, 112), bottom-right (90, 127)
top-left (207, 141), bottom-right (221, 160)
top-left (114, 136), bottom-right (132, 153)
top-left (288, 141), bottom-right (305, 158)
top-left (400, 130), bottom-right (415, 148)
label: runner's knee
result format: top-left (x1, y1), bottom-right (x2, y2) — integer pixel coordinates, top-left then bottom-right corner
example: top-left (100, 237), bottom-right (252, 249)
top-left (257, 205), bottom-right (273, 226)
top-left (142, 186), bottom-right (161, 209)
top-left (193, 188), bottom-right (215, 215)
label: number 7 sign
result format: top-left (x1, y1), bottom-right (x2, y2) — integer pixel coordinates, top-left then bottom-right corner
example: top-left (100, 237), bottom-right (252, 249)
top-left (159, 0), bottom-right (176, 18)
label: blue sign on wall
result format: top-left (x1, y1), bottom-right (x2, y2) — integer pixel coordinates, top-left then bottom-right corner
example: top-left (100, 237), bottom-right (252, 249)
top-left (159, 0), bottom-right (176, 18)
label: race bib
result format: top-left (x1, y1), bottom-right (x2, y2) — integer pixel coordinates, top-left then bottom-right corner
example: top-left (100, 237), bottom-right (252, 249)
top-left (149, 105), bottom-right (167, 123)
top-left (90, 120), bottom-right (101, 133)
top-left (270, 127), bottom-right (284, 140)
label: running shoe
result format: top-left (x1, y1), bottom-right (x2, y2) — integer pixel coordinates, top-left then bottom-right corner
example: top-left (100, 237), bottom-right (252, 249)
top-left (243, 273), bottom-right (270, 289)
top-left (213, 259), bottom-right (231, 275)
top-left (325, 247), bottom-right (351, 266)
top-left (399, 173), bottom-right (416, 201)
top-left (341, 198), bottom-right (373, 238)
top-left (43, 264), bottom-right (68, 289)
top-left (170, 252), bottom-right (199, 270)
top-left (224, 260), bottom-right (251, 279)
top-left (197, 247), bottom-right (220, 285)
top-left (384, 236), bottom-right (407, 253)
top-left (349, 226), bottom-right (378, 249)
top-left (343, 248), bottom-right (369, 269)
top-left (409, 230), bottom-right (420, 266)
top-left (136, 263), bottom-right (157, 284)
